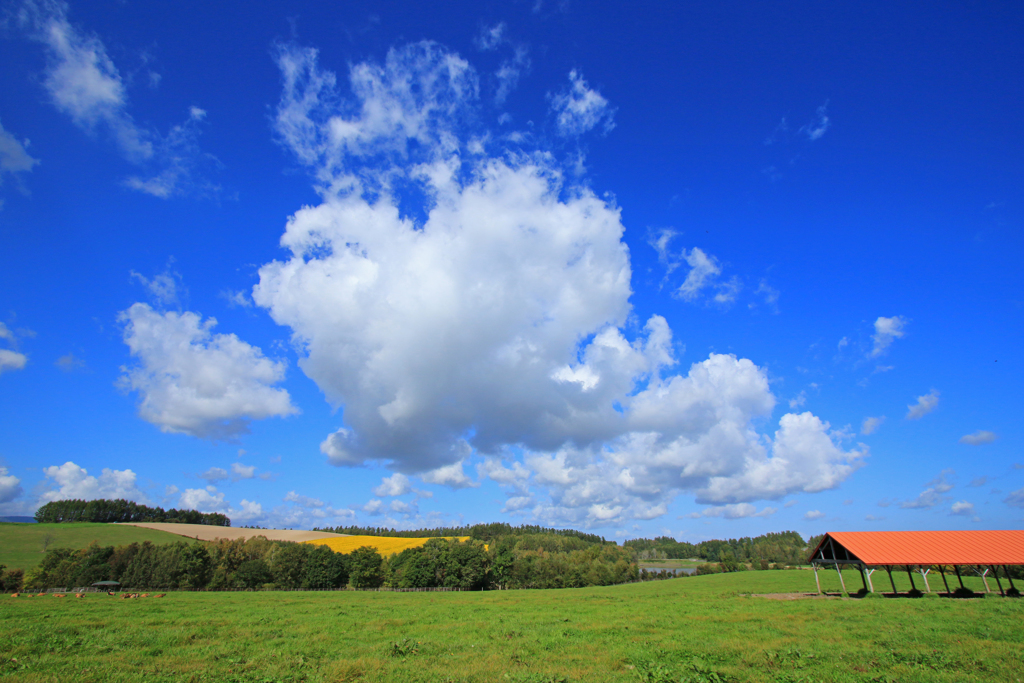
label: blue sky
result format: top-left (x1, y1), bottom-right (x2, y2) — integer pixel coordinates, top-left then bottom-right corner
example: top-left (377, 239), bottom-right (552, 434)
top-left (1, 0), bottom-right (1022, 540)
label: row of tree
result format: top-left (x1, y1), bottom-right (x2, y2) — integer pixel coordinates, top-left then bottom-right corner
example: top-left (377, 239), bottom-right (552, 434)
top-left (33, 499), bottom-right (230, 526)
top-left (315, 522), bottom-right (608, 545)
top-left (21, 533), bottom-right (637, 591)
top-left (624, 531), bottom-right (810, 566)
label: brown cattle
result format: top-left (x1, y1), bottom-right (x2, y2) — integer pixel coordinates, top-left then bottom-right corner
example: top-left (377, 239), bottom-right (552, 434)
top-left (108, 591), bottom-right (116, 596)
top-left (155, 593), bottom-right (166, 598)
top-left (75, 593), bottom-right (84, 598)
top-left (53, 594), bottom-right (65, 598)
top-left (141, 593), bottom-right (150, 598)
top-left (36, 593), bottom-right (45, 597)
top-left (10, 593), bottom-right (19, 598)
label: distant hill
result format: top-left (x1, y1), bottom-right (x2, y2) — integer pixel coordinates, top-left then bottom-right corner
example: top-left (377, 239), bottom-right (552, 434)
top-left (0, 516), bottom-right (36, 524)
top-left (0, 522), bottom-right (204, 572)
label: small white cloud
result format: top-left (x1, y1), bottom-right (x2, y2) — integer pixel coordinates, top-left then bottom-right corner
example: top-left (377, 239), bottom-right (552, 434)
top-left (420, 460), bottom-right (478, 489)
top-left (789, 391), bottom-right (807, 410)
top-left (959, 430), bottom-right (997, 446)
top-left (179, 486), bottom-right (227, 512)
top-left (362, 499), bottom-right (384, 515)
top-left (118, 303), bottom-right (296, 439)
top-left (130, 265), bottom-right (184, 308)
top-left (0, 349), bottom-right (28, 375)
top-left (755, 279), bottom-right (779, 311)
top-left (199, 467), bottom-right (228, 483)
top-left (871, 316), bottom-right (907, 357)
top-left (1004, 488), bottom-right (1024, 509)
top-left (713, 277), bottom-right (742, 306)
top-left (864, 514), bottom-right (884, 521)
top-left (950, 500), bottom-right (974, 516)
top-left (802, 101), bottom-right (830, 141)
top-left (40, 461), bottom-right (146, 504)
top-left (783, 500), bottom-right (797, 508)
top-left (968, 476), bottom-right (988, 488)
top-left (495, 46), bottom-right (530, 106)
top-left (373, 473), bottom-right (411, 497)
top-left (389, 499), bottom-right (415, 515)
top-left (861, 416), bottom-right (885, 435)
top-left (221, 289), bottom-right (253, 308)
top-left (677, 248), bottom-right (721, 301)
top-left (551, 69), bottom-right (614, 137)
top-left (0, 466), bottom-right (23, 503)
top-left (0, 119), bottom-right (41, 188)
top-left (283, 491), bottom-right (324, 508)
top-left (475, 22), bottom-right (506, 50)
top-left (803, 510), bottom-right (826, 520)
top-left (55, 353), bottom-right (85, 371)
top-left (229, 499), bottom-right (263, 522)
top-left (231, 462), bottom-right (255, 480)
top-left (901, 470), bottom-right (954, 509)
top-left (906, 390), bottom-right (939, 420)
top-left (502, 495), bottom-right (534, 513)
top-left (164, 484), bottom-right (179, 497)
top-left (688, 503), bottom-right (777, 520)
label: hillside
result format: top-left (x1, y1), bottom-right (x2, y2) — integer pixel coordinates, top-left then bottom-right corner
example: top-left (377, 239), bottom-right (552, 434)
top-left (0, 522), bottom-right (200, 572)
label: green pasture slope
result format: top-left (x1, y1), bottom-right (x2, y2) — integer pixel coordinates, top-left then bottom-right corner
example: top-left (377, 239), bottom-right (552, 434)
top-left (0, 522), bottom-right (196, 573)
top-left (3, 570), bottom-right (1023, 682)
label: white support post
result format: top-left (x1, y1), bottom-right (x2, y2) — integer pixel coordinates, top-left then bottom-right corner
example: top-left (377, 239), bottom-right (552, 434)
top-left (919, 568), bottom-right (931, 593)
top-left (835, 563), bottom-right (848, 595)
top-left (864, 568), bottom-right (875, 593)
top-left (980, 568), bottom-right (991, 593)
top-left (813, 563), bottom-right (821, 594)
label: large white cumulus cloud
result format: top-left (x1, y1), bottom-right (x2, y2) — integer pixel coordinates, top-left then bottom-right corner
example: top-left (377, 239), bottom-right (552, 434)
top-left (256, 41), bottom-right (865, 525)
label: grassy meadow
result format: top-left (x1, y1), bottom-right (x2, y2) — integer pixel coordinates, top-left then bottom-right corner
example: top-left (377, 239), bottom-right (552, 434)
top-left (3, 569), bottom-right (1023, 682)
top-left (0, 523), bottom-right (197, 573)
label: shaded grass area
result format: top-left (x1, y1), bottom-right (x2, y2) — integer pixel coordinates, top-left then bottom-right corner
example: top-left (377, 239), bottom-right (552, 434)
top-left (0, 523), bottom-right (199, 573)
top-left (3, 571), bottom-right (1023, 682)
top-left (814, 564), bottom-right (1011, 596)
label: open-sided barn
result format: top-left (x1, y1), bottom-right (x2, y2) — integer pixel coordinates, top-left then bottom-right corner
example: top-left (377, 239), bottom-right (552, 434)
top-left (808, 530), bottom-right (1024, 596)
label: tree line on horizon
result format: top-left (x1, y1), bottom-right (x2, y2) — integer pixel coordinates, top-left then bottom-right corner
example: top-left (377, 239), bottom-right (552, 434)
top-left (17, 532), bottom-right (637, 592)
top-left (624, 531), bottom-right (813, 566)
top-left (314, 522), bottom-right (608, 545)
top-left (33, 499), bottom-right (230, 527)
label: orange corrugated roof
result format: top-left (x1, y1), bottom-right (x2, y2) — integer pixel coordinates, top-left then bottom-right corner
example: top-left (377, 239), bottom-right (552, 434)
top-left (811, 530), bottom-right (1024, 565)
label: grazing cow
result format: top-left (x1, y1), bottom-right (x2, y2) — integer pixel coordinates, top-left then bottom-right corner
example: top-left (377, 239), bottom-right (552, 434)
top-left (141, 593), bottom-right (150, 598)
top-left (53, 594), bottom-right (65, 598)
top-left (155, 594), bottom-right (166, 598)
top-left (75, 593), bottom-right (84, 598)
top-left (10, 593), bottom-right (19, 598)
top-left (108, 591), bottom-right (116, 596)
top-left (36, 593), bottom-right (45, 597)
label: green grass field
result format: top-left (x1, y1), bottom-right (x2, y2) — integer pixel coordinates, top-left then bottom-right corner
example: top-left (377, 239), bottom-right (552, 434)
top-left (3, 570), bottom-right (1022, 682)
top-left (0, 523), bottom-right (197, 573)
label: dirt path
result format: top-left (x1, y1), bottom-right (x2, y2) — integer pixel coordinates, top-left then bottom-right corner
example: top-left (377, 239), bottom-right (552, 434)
top-left (114, 523), bottom-right (348, 543)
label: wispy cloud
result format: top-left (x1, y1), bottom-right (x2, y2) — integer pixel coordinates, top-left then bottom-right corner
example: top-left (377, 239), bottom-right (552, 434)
top-left (959, 430), bottom-right (997, 446)
top-left (871, 315), bottom-right (907, 357)
top-left (801, 101), bottom-right (831, 141)
top-left (906, 390), bottom-right (939, 420)
top-left (861, 416), bottom-right (885, 435)
top-left (17, 0), bottom-right (217, 197)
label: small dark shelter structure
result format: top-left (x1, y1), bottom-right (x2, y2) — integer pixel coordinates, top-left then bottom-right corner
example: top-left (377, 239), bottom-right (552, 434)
top-left (808, 530), bottom-right (1024, 596)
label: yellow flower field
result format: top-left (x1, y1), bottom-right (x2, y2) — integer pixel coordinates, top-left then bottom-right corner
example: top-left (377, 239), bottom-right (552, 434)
top-left (303, 535), bottom-right (471, 556)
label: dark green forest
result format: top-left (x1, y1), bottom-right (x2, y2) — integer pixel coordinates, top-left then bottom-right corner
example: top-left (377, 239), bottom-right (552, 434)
top-left (18, 532), bottom-right (638, 592)
top-left (625, 531), bottom-right (811, 566)
top-left (34, 499), bottom-right (230, 526)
